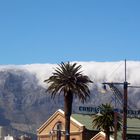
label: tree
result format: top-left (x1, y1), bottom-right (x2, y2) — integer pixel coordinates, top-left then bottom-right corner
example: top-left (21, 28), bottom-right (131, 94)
top-left (92, 104), bottom-right (122, 140)
top-left (44, 62), bottom-right (92, 140)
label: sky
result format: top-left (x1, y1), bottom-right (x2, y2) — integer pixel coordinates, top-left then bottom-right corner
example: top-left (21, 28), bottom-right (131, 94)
top-left (0, 0), bottom-right (140, 65)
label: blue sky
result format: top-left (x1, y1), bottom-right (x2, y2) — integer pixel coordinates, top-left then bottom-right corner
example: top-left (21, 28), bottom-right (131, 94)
top-left (0, 0), bottom-right (140, 64)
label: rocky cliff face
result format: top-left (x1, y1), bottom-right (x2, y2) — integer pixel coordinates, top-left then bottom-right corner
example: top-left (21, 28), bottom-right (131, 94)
top-left (0, 69), bottom-right (63, 137)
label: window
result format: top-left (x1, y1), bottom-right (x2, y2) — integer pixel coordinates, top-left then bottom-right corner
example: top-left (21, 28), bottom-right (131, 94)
top-left (56, 121), bottom-right (62, 131)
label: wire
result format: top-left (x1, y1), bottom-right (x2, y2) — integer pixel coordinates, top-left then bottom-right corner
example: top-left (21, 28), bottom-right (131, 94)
top-left (106, 62), bottom-right (124, 80)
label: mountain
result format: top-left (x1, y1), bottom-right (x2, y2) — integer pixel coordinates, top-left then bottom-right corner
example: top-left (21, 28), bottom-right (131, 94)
top-left (0, 61), bottom-right (139, 138)
top-left (0, 68), bottom-right (63, 138)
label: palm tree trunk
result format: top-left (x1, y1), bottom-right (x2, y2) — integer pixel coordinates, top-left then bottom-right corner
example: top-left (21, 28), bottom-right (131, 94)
top-left (105, 134), bottom-right (110, 140)
top-left (105, 128), bottom-right (110, 140)
top-left (64, 92), bottom-right (73, 140)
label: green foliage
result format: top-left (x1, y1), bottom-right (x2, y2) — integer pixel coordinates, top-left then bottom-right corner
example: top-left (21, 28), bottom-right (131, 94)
top-left (44, 62), bottom-right (92, 103)
top-left (92, 104), bottom-right (122, 139)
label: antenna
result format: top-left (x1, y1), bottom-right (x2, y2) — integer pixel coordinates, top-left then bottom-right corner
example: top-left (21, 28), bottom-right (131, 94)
top-left (125, 59), bottom-right (126, 82)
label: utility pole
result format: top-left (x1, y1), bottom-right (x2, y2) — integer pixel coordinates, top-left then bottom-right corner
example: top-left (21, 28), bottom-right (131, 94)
top-left (114, 108), bottom-right (118, 140)
top-left (122, 59), bottom-right (128, 140)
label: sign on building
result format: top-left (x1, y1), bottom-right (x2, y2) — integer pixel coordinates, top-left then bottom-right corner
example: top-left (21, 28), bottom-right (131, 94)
top-left (77, 106), bottom-right (140, 118)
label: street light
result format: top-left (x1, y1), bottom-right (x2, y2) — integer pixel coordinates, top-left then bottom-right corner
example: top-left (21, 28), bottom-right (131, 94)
top-left (49, 121), bottom-right (65, 140)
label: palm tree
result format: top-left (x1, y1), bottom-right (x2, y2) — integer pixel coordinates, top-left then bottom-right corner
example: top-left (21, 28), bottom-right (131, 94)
top-left (92, 104), bottom-right (122, 140)
top-left (44, 62), bottom-right (92, 140)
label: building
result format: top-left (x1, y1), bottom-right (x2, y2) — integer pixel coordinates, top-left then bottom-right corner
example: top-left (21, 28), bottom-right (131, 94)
top-left (4, 135), bottom-right (14, 140)
top-left (0, 126), bottom-right (5, 140)
top-left (37, 109), bottom-right (140, 140)
top-left (90, 131), bottom-right (114, 140)
top-left (37, 109), bottom-right (99, 140)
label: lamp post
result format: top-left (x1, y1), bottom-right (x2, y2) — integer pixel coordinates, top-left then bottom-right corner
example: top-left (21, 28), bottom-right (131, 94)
top-left (49, 121), bottom-right (64, 140)
top-left (49, 129), bottom-right (63, 140)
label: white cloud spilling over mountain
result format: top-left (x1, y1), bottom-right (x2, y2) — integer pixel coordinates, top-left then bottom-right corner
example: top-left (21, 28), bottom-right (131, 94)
top-left (0, 61), bottom-right (140, 109)
top-left (23, 61), bottom-right (140, 89)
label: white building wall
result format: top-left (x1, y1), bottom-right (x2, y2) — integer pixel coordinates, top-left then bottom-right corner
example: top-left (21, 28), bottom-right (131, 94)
top-left (4, 134), bottom-right (14, 140)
